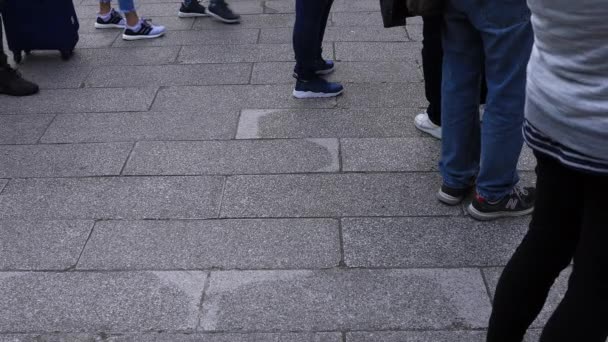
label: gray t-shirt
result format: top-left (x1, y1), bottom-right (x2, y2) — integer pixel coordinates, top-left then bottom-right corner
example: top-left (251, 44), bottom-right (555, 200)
top-left (525, 0), bottom-right (608, 160)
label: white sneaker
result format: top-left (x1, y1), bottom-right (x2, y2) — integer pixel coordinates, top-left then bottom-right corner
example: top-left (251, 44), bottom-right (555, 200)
top-left (414, 112), bottom-right (442, 139)
top-left (122, 19), bottom-right (166, 41)
top-left (95, 8), bottom-right (126, 29)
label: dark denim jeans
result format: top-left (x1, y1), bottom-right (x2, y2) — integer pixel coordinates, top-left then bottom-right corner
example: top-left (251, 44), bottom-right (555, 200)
top-left (439, 0), bottom-right (533, 201)
top-left (293, 0), bottom-right (333, 80)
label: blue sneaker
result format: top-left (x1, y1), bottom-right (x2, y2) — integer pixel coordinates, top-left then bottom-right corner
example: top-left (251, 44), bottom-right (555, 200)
top-left (293, 78), bottom-right (344, 99)
top-left (315, 59), bottom-right (335, 75)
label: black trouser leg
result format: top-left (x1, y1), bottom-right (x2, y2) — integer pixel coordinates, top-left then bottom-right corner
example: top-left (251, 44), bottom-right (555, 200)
top-left (0, 15), bottom-right (8, 67)
top-left (539, 168), bottom-right (608, 342)
top-left (293, 0), bottom-right (332, 80)
top-left (422, 15), bottom-right (443, 126)
top-left (317, 0), bottom-right (333, 60)
top-left (487, 151), bottom-right (585, 342)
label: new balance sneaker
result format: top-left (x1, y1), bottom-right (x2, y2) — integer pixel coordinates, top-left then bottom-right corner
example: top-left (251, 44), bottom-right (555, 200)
top-left (468, 185), bottom-right (536, 221)
top-left (437, 184), bottom-right (471, 206)
top-left (293, 78), bottom-right (344, 99)
top-left (95, 8), bottom-right (126, 29)
top-left (207, 1), bottom-right (241, 23)
top-left (178, 0), bottom-right (209, 17)
top-left (415, 112), bottom-right (442, 139)
top-left (123, 19), bottom-right (166, 41)
top-left (0, 66), bottom-right (39, 96)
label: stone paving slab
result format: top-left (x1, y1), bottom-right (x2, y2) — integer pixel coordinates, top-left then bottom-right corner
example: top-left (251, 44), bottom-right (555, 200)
top-left (178, 42), bottom-right (333, 63)
top-left (0, 88), bottom-right (157, 115)
top-left (484, 267), bottom-right (571, 328)
top-left (152, 85), bottom-right (337, 112)
top-left (193, 14), bottom-right (295, 30)
top-left (331, 12), bottom-right (385, 27)
top-left (0, 180), bottom-right (6, 194)
top-left (0, 176), bottom-right (224, 220)
top-left (200, 269), bottom-right (491, 331)
top-left (342, 217), bottom-right (528, 268)
top-left (21, 47), bottom-right (180, 66)
top-left (17, 64), bottom-right (92, 89)
top-left (341, 138), bottom-right (535, 172)
top-left (251, 61), bottom-right (421, 84)
top-left (41, 111), bottom-right (238, 143)
top-left (338, 83), bottom-right (427, 108)
top-left (112, 29), bottom-right (260, 47)
top-left (124, 139), bottom-right (339, 175)
top-left (0, 143), bottom-right (132, 178)
top-left (0, 220), bottom-right (93, 270)
top-left (220, 173), bottom-right (461, 218)
top-left (0, 115), bottom-right (54, 144)
top-left (341, 138), bottom-right (439, 172)
top-left (235, 108), bottom-right (422, 139)
top-left (335, 42), bottom-right (421, 62)
top-left (85, 64), bottom-right (252, 87)
top-left (259, 27), bottom-right (407, 44)
top-left (77, 32), bottom-right (121, 49)
top-left (77, 218), bottom-right (340, 270)
top-left (0, 271), bottom-right (207, 333)
top-left (0, 332), bottom-right (342, 342)
top-left (346, 331), bottom-right (486, 342)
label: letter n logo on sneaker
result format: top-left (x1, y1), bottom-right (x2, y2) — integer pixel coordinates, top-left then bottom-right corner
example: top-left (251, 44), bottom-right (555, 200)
top-left (506, 198), bottom-right (519, 210)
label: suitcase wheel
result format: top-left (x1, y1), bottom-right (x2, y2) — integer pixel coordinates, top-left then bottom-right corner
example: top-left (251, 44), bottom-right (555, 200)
top-left (60, 50), bottom-right (74, 61)
top-left (13, 51), bottom-right (23, 64)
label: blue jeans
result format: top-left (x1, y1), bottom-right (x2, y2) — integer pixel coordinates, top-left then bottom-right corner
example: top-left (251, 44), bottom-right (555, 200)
top-left (293, 0), bottom-right (333, 80)
top-left (100, 0), bottom-right (135, 13)
top-left (439, 0), bottom-right (533, 201)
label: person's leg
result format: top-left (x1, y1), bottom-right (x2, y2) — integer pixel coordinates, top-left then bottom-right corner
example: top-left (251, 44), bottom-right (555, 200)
top-left (0, 16), bottom-right (39, 96)
top-left (473, 0), bottom-right (533, 202)
top-left (486, 152), bottom-right (584, 342)
top-left (116, 0), bottom-right (166, 40)
top-left (317, 0), bottom-right (334, 60)
top-left (421, 15), bottom-right (443, 126)
top-left (438, 0), bottom-right (483, 201)
top-left (539, 171), bottom-right (608, 342)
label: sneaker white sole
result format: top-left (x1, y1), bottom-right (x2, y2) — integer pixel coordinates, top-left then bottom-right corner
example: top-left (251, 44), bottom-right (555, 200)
top-left (414, 121), bottom-right (442, 139)
top-left (95, 22), bottom-right (125, 29)
top-left (436, 189), bottom-right (463, 206)
top-left (207, 10), bottom-right (241, 23)
top-left (178, 11), bottom-right (210, 17)
top-left (292, 89), bottom-right (344, 99)
top-left (467, 203), bottom-right (535, 221)
top-left (122, 32), bottom-right (166, 41)
top-left (315, 66), bottom-right (335, 75)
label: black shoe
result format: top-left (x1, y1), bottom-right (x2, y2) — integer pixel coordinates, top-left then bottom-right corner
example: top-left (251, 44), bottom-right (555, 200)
top-left (178, 0), bottom-right (209, 18)
top-left (95, 8), bottom-right (126, 29)
top-left (0, 66), bottom-right (39, 96)
top-left (437, 184), bottom-right (471, 206)
top-left (468, 185), bottom-right (536, 221)
top-left (207, 1), bottom-right (241, 24)
top-left (293, 77), bottom-right (344, 99)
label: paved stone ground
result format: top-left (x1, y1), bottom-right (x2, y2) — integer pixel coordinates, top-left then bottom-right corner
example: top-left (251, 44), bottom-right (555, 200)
top-left (0, 0), bottom-right (575, 341)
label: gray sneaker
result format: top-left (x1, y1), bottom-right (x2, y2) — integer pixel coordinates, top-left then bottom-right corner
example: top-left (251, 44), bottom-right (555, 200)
top-left (468, 185), bottom-right (536, 221)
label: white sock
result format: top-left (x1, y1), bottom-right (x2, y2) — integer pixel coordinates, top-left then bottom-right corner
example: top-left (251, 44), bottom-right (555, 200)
top-left (127, 20), bottom-right (142, 31)
top-left (99, 10), bottom-right (112, 20)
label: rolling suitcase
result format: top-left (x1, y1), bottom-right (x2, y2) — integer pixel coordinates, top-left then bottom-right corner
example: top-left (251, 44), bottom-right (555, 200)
top-left (2, 0), bottom-right (79, 63)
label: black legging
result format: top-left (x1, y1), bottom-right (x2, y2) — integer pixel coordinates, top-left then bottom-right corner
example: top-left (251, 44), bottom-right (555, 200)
top-left (487, 151), bottom-right (608, 342)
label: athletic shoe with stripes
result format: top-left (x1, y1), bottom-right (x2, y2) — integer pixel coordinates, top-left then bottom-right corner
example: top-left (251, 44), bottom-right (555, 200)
top-left (468, 185), bottom-right (536, 221)
top-left (122, 19), bottom-right (166, 41)
top-left (95, 8), bottom-right (126, 29)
